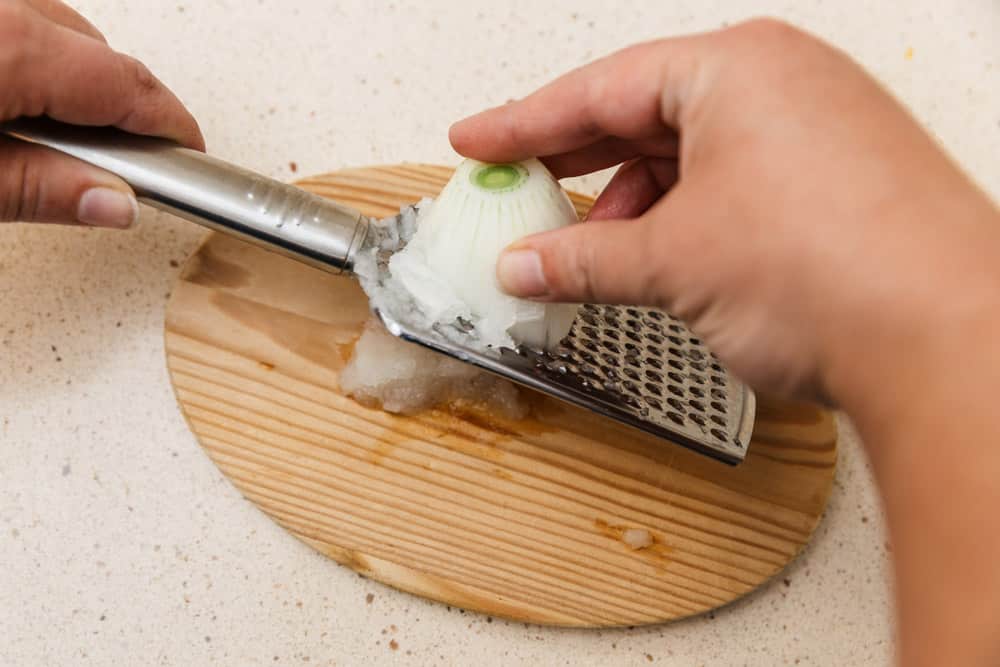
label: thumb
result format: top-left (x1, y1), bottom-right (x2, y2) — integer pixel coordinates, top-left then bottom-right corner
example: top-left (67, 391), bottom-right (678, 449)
top-left (0, 137), bottom-right (138, 228)
top-left (496, 214), bottom-right (665, 306)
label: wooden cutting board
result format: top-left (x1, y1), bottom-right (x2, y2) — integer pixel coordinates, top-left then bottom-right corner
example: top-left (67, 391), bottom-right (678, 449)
top-left (164, 164), bottom-right (837, 627)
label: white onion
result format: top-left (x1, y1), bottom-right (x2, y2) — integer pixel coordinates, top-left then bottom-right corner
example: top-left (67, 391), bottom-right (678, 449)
top-left (622, 528), bottom-right (654, 550)
top-left (389, 158), bottom-right (580, 350)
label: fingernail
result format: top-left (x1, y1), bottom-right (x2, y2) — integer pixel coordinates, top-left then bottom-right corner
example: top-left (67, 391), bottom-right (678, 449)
top-left (77, 188), bottom-right (138, 229)
top-left (497, 249), bottom-right (547, 297)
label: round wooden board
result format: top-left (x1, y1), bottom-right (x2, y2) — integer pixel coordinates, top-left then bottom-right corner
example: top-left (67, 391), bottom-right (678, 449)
top-left (164, 164), bottom-right (837, 627)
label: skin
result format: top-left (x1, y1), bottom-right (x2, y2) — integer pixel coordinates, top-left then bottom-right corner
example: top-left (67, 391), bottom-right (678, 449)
top-left (0, 0), bottom-right (203, 227)
top-left (452, 18), bottom-right (1000, 667)
top-left (3, 3), bottom-right (998, 663)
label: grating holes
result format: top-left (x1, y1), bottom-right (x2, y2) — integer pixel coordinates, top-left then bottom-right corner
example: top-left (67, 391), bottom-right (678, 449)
top-left (647, 333), bottom-right (663, 344)
top-left (689, 373), bottom-right (706, 385)
top-left (667, 371), bottom-right (684, 383)
top-left (648, 311), bottom-right (665, 321)
top-left (667, 384), bottom-right (684, 397)
top-left (689, 399), bottom-right (706, 412)
top-left (645, 382), bottom-right (662, 396)
top-left (710, 400), bottom-right (726, 412)
top-left (603, 328), bottom-right (620, 340)
top-left (580, 312), bottom-right (599, 326)
top-left (690, 361), bottom-right (706, 372)
top-left (710, 414), bottom-right (727, 427)
top-left (604, 317), bottom-right (620, 329)
top-left (622, 380), bottom-right (640, 395)
top-left (580, 351), bottom-right (598, 365)
top-left (580, 339), bottom-right (598, 352)
top-left (625, 331), bottom-right (641, 343)
top-left (711, 362), bottom-right (724, 372)
top-left (623, 367), bottom-right (640, 381)
top-left (647, 357), bottom-right (663, 370)
top-left (601, 353), bottom-right (617, 366)
top-left (710, 375), bottom-right (726, 386)
top-left (690, 386), bottom-right (705, 397)
top-left (644, 369), bottom-right (662, 382)
top-left (601, 340), bottom-right (620, 353)
top-left (710, 428), bottom-right (728, 441)
top-left (711, 387), bottom-right (727, 400)
top-left (646, 397), bottom-right (662, 411)
top-left (624, 341), bottom-right (639, 352)
top-left (688, 337), bottom-right (701, 345)
top-left (668, 359), bottom-right (684, 371)
top-left (666, 411), bottom-right (686, 426)
top-left (668, 335), bottom-right (684, 345)
top-left (667, 346), bottom-right (683, 358)
top-left (668, 323), bottom-right (683, 333)
top-left (686, 349), bottom-right (705, 360)
top-left (690, 414), bottom-right (707, 426)
top-left (581, 325), bottom-right (599, 338)
top-left (626, 308), bottom-right (641, 317)
top-left (667, 397), bottom-right (685, 412)
top-left (625, 319), bottom-right (641, 331)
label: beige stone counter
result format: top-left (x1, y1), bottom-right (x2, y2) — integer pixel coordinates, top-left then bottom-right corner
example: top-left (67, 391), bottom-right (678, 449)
top-left (1, 1), bottom-right (996, 664)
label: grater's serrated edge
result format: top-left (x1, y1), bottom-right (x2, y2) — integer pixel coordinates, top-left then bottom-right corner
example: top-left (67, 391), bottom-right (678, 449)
top-left (374, 306), bottom-right (755, 465)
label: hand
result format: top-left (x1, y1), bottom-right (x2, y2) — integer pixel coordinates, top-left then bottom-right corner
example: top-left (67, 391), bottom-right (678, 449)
top-left (0, 0), bottom-right (203, 228)
top-left (451, 19), bottom-right (1000, 406)
top-left (452, 19), bottom-right (1000, 667)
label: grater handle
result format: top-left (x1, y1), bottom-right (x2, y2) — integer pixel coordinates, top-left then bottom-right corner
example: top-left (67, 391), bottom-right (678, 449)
top-left (2, 117), bottom-right (368, 274)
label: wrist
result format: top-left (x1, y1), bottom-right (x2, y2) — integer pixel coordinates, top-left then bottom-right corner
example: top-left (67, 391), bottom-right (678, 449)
top-left (821, 247), bottom-right (1000, 436)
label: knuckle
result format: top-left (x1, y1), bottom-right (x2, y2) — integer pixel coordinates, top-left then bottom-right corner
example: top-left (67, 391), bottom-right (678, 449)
top-left (538, 233), bottom-right (591, 302)
top-left (0, 3), bottom-right (34, 67)
top-left (575, 235), bottom-right (601, 303)
top-left (0, 2), bottom-right (31, 41)
top-left (122, 55), bottom-right (159, 95)
top-left (733, 17), bottom-right (803, 41)
top-left (0, 146), bottom-right (40, 222)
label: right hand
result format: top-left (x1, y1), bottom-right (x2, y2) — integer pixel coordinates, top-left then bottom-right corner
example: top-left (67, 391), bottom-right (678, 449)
top-left (450, 19), bottom-right (1000, 407)
top-left (0, 0), bottom-right (203, 228)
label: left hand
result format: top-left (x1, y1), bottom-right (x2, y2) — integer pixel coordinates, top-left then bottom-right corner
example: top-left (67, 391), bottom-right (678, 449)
top-left (0, 0), bottom-right (204, 228)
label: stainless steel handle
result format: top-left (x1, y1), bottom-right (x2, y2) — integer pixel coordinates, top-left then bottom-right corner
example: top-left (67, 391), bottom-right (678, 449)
top-left (2, 118), bottom-right (368, 274)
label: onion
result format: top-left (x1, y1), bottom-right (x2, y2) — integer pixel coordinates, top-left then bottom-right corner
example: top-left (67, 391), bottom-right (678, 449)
top-left (339, 318), bottom-right (527, 418)
top-left (622, 528), bottom-right (653, 550)
top-left (388, 158), bottom-right (580, 350)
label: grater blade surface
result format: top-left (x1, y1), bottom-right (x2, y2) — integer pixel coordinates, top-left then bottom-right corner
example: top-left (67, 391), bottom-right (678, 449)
top-left (375, 303), bottom-right (755, 465)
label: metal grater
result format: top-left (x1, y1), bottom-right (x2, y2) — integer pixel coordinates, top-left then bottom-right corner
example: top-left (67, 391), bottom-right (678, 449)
top-left (377, 303), bottom-right (754, 464)
top-left (4, 118), bottom-right (755, 464)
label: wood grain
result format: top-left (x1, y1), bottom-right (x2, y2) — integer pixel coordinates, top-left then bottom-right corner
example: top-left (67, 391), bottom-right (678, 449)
top-left (164, 164), bottom-right (838, 627)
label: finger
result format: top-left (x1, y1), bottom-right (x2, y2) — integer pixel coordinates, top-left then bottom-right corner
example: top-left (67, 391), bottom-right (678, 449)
top-left (23, 0), bottom-right (106, 41)
top-left (4, 6), bottom-right (204, 149)
top-left (450, 38), bottom-right (699, 163)
top-left (586, 157), bottom-right (678, 221)
top-left (496, 213), bottom-right (666, 305)
top-left (0, 137), bottom-right (138, 228)
top-left (541, 133), bottom-right (678, 178)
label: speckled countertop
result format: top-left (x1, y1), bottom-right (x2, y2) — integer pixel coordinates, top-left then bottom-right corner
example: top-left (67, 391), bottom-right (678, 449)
top-left (1, 1), bottom-right (997, 665)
